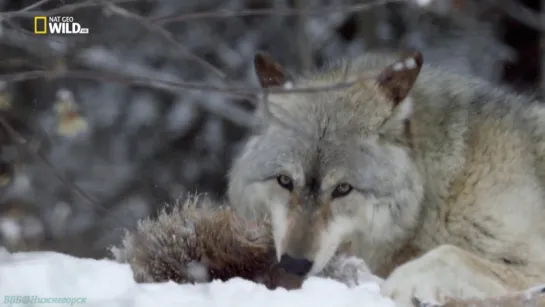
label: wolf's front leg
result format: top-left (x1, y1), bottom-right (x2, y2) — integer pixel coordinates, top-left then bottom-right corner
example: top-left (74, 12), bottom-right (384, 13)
top-left (381, 245), bottom-right (517, 307)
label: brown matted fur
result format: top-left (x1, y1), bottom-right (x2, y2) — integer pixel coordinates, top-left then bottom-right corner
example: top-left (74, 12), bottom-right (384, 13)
top-left (110, 195), bottom-right (303, 290)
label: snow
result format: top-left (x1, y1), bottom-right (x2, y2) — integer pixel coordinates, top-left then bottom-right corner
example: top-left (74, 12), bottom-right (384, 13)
top-left (0, 218), bottom-right (21, 244)
top-left (413, 0), bottom-right (433, 6)
top-left (0, 248), bottom-right (396, 307)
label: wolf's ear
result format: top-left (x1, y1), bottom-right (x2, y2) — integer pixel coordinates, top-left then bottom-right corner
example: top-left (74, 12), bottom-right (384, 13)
top-left (254, 52), bottom-right (290, 88)
top-left (376, 51), bottom-right (423, 106)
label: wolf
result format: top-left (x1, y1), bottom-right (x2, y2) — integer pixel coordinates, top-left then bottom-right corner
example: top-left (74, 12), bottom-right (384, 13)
top-left (227, 49), bottom-right (545, 306)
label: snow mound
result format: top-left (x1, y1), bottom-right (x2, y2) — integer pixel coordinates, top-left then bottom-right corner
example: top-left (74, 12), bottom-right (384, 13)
top-left (0, 248), bottom-right (396, 307)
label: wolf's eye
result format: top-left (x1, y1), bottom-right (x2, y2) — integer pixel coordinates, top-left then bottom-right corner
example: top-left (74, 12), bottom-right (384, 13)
top-left (332, 183), bottom-right (352, 198)
top-left (276, 175), bottom-right (294, 191)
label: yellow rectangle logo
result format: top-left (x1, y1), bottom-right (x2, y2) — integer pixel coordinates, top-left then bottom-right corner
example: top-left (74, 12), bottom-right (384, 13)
top-left (34, 16), bottom-right (47, 34)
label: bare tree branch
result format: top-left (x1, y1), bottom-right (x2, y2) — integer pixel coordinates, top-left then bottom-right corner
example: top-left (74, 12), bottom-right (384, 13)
top-left (497, 0), bottom-right (545, 32)
top-left (0, 67), bottom-right (358, 94)
top-left (0, 0), bottom-right (137, 17)
top-left (150, 0), bottom-right (408, 24)
top-left (101, 0), bottom-right (228, 80)
top-left (18, 0), bottom-right (52, 12)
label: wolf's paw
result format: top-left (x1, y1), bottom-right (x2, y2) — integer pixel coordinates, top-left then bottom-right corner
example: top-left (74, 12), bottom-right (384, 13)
top-left (380, 261), bottom-right (457, 307)
top-left (380, 245), bottom-right (508, 307)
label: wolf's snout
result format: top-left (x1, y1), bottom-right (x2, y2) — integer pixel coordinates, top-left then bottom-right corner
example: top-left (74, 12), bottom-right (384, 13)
top-left (278, 254), bottom-right (313, 276)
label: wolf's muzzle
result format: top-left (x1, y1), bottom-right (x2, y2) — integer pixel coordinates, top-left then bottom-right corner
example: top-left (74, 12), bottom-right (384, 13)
top-left (278, 254), bottom-right (313, 276)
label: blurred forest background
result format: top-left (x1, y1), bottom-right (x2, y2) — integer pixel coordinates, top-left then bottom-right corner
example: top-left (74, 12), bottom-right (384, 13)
top-left (0, 0), bottom-right (541, 258)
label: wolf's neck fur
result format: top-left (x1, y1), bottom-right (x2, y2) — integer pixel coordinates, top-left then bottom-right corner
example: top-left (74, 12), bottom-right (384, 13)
top-left (391, 65), bottom-right (537, 264)
top-left (407, 73), bottom-right (474, 251)
top-left (357, 61), bottom-right (543, 276)
top-left (349, 230), bottom-right (422, 278)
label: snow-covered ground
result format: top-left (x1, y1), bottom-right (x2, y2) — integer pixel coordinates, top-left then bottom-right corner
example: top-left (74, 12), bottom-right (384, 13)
top-left (0, 248), bottom-right (396, 307)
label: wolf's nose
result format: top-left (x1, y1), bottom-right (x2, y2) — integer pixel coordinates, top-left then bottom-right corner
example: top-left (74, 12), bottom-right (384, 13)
top-left (278, 254), bottom-right (313, 277)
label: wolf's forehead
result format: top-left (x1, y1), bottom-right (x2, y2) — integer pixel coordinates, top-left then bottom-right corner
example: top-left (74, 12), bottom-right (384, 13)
top-left (261, 127), bottom-right (394, 191)
top-left (289, 137), bottom-right (402, 193)
top-left (268, 83), bottom-right (391, 137)
top-left (284, 138), bottom-right (361, 183)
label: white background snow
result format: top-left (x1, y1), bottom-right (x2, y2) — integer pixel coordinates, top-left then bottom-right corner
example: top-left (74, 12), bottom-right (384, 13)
top-left (0, 248), bottom-right (396, 307)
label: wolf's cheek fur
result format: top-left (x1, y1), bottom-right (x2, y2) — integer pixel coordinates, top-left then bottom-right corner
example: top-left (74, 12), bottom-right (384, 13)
top-left (355, 142), bottom-right (425, 245)
top-left (344, 191), bottom-right (418, 246)
top-left (307, 193), bottom-right (380, 274)
top-left (310, 210), bottom-right (360, 275)
top-left (228, 177), bottom-right (292, 256)
top-left (269, 196), bottom-right (290, 260)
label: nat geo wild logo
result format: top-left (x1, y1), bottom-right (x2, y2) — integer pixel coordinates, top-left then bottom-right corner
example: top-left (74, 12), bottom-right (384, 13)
top-left (34, 16), bottom-right (89, 35)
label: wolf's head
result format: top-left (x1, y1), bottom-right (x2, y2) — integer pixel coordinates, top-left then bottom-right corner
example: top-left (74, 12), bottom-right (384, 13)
top-left (227, 51), bottom-right (425, 277)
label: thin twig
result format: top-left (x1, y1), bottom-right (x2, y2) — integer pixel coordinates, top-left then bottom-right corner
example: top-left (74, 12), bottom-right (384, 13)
top-left (19, 0), bottom-right (53, 12)
top-left (0, 26), bottom-right (256, 127)
top-left (0, 0), bottom-right (137, 17)
top-left (150, 0), bottom-right (408, 24)
top-left (101, 1), bottom-right (228, 80)
top-left (0, 68), bottom-right (357, 95)
top-left (496, 0), bottom-right (545, 32)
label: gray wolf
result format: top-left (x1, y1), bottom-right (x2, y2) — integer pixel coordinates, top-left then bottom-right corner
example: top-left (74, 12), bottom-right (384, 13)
top-left (227, 49), bottom-right (545, 306)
